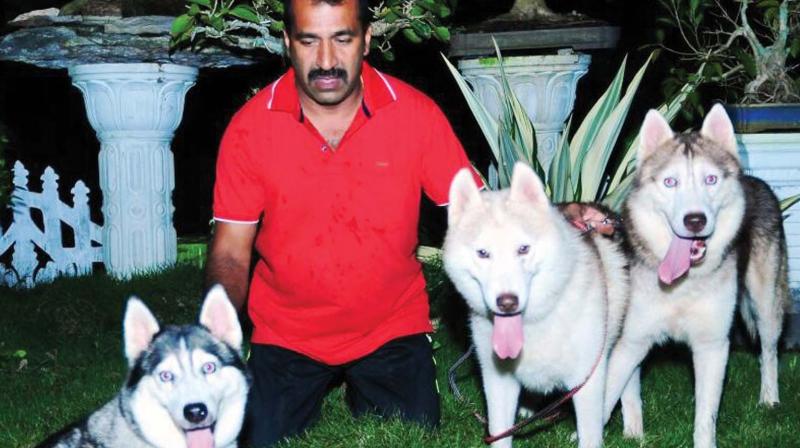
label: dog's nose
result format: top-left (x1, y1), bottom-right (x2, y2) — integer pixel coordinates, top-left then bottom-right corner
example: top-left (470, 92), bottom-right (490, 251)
top-left (183, 403), bottom-right (208, 424)
top-left (683, 213), bottom-right (707, 233)
top-left (496, 294), bottom-right (519, 314)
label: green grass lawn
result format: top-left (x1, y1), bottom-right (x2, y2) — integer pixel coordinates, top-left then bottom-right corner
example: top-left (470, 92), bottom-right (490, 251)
top-left (1, 265), bottom-right (798, 447)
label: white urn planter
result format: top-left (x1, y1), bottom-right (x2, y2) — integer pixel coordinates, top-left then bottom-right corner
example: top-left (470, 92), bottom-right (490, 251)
top-left (69, 63), bottom-right (198, 279)
top-left (736, 132), bottom-right (800, 290)
top-left (457, 51), bottom-right (590, 170)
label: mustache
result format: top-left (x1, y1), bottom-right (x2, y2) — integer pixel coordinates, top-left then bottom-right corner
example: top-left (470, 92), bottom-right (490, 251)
top-left (308, 68), bottom-right (347, 82)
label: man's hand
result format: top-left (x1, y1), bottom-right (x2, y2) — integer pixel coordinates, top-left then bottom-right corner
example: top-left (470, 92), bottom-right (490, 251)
top-left (206, 221), bottom-right (258, 311)
top-left (558, 202), bottom-right (619, 236)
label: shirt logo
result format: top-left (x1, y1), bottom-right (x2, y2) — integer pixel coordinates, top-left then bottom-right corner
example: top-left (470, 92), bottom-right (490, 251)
top-left (375, 161), bottom-right (390, 168)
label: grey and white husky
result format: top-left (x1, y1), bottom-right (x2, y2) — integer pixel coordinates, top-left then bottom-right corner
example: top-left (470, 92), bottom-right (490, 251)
top-left (36, 285), bottom-right (250, 448)
top-left (443, 163), bottom-right (628, 448)
top-left (603, 104), bottom-right (790, 448)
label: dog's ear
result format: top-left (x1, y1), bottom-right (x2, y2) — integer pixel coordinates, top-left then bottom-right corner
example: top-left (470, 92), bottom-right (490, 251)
top-left (447, 168), bottom-right (482, 225)
top-left (638, 109), bottom-right (674, 165)
top-left (701, 103), bottom-right (738, 159)
top-left (123, 298), bottom-right (160, 367)
top-left (509, 162), bottom-right (548, 208)
top-left (199, 285), bottom-right (243, 350)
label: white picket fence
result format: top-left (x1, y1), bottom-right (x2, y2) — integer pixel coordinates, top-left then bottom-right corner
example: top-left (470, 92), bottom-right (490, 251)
top-left (0, 161), bottom-right (102, 287)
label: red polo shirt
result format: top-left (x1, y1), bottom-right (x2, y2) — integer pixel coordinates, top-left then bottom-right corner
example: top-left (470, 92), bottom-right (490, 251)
top-left (213, 62), bottom-right (481, 364)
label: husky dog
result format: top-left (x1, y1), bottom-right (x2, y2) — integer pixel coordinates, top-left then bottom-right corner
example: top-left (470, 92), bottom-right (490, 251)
top-left (603, 105), bottom-right (789, 448)
top-left (37, 286), bottom-right (250, 448)
top-left (443, 163), bottom-right (628, 448)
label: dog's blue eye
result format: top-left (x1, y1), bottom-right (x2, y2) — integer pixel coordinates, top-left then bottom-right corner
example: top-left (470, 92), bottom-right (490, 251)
top-left (202, 362), bottom-right (217, 375)
top-left (705, 175), bottom-right (718, 185)
top-left (663, 177), bottom-right (678, 188)
top-left (517, 245), bottom-right (530, 255)
top-left (476, 249), bottom-right (490, 259)
top-left (158, 371), bottom-right (174, 383)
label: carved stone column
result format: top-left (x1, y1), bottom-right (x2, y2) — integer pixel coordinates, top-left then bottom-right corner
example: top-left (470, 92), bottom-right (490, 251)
top-left (69, 63), bottom-right (198, 278)
top-left (458, 51), bottom-right (590, 169)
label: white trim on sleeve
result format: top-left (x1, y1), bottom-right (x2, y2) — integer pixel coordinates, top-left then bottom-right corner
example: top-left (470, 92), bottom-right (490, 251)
top-left (212, 217), bottom-right (260, 225)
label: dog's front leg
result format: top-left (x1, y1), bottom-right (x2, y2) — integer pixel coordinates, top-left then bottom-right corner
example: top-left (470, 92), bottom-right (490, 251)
top-left (482, 362), bottom-right (521, 448)
top-left (745, 266), bottom-right (784, 406)
top-left (691, 340), bottom-right (729, 448)
top-left (572, 360), bottom-right (607, 448)
top-left (619, 366), bottom-right (643, 438)
top-left (602, 338), bottom-right (650, 428)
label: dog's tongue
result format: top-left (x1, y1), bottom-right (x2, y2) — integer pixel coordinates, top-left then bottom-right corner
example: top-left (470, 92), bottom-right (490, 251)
top-left (492, 315), bottom-right (523, 359)
top-left (186, 428), bottom-right (214, 448)
top-left (658, 236), bottom-right (693, 285)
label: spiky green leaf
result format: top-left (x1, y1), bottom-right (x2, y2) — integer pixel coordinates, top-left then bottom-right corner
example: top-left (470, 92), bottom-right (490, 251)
top-left (601, 172), bottom-right (634, 211)
top-left (488, 163), bottom-right (499, 190)
top-left (442, 54), bottom-right (501, 165)
top-left (580, 54), bottom-right (652, 201)
top-left (569, 56), bottom-right (627, 183)
top-left (780, 193), bottom-right (800, 212)
top-left (607, 62), bottom-right (704, 196)
top-left (548, 118), bottom-right (574, 202)
top-left (492, 39), bottom-right (536, 167)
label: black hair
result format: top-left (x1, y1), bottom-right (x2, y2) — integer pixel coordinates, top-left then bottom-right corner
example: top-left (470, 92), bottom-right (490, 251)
top-left (283, 0), bottom-right (372, 35)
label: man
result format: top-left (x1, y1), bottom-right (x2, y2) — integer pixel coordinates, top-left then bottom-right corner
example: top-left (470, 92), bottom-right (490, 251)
top-left (206, 0), bottom-right (483, 445)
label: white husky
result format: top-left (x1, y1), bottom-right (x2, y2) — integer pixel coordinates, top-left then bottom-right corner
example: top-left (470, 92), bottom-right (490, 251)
top-left (443, 163), bottom-right (628, 448)
top-left (603, 104), bottom-right (789, 448)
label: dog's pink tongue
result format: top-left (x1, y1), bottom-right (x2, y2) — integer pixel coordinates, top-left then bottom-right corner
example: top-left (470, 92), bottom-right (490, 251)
top-left (492, 315), bottom-right (523, 359)
top-left (658, 236), bottom-right (693, 285)
top-left (186, 428), bottom-right (214, 448)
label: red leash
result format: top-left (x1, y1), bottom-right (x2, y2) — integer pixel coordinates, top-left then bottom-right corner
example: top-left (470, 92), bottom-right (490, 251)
top-left (447, 210), bottom-right (617, 444)
top-left (448, 263), bottom-right (609, 444)
top-left (483, 333), bottom-right (607, 444)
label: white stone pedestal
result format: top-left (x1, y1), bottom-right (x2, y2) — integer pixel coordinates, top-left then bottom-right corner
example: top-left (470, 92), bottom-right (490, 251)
top-left (69, 63), bottom-right (198, 279)
top-left (457, 51), bottom-right (590, 169)
top-left (737, 132), bottom-right (800, 289)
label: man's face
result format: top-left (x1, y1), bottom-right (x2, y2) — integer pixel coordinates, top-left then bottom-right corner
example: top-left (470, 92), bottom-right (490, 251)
top-left (284, 0), bottom-right (371, 106)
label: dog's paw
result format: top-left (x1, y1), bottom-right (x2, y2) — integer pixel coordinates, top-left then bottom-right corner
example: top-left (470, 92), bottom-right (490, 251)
top-left (759, 397), bottom-right (780, 408)
top-left (517, 405), bottom-right (535, 419)
top-left (759, 387), bottom-right (780, 407)
top-left (622, 419), bottom-right (644, 439)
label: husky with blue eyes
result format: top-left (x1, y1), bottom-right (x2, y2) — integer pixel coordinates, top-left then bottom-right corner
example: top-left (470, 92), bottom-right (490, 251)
top-left (603, 104), bottom-right (789, 448)
top-left (36, 285), bottom-right (250, 448)
top-left (443, 162), bottom-right (629, 448)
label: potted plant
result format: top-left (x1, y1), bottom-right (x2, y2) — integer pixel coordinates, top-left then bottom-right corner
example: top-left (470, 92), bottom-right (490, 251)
top-left (655, 0), bottom-right (799, 127)
top-left (415, 41), bottom-right (700, 268)
top-left (441, 42), bottom-right (703, 208)
top-left (170, 0), bottom-right (455, 61)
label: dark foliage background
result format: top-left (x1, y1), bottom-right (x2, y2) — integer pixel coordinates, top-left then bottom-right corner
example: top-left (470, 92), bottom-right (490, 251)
top-left (0, 0), bottom-right (663, 244)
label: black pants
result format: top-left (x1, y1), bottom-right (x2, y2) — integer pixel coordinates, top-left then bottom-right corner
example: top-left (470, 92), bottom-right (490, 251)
top-left (242, 334), bottom-right (441, 447)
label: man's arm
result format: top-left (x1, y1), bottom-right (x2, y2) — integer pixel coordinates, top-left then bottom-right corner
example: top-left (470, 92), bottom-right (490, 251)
top-left (557, 202), bottom-right (621, 236)
top-left (205, 221), bottom-right (258, 312)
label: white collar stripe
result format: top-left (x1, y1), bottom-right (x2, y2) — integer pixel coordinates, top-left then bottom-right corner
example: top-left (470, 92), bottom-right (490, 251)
top-left (375, 70), bottom-right (398, 101)
top-left (267, 74), bottom-right (285, 110)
